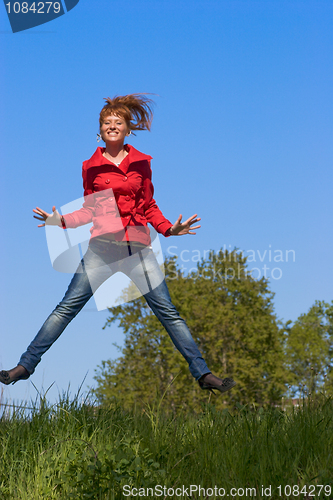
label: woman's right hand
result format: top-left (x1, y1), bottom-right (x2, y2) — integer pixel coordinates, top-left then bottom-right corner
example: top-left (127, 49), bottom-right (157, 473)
top-left (33, 206), bottom-right (62, 227)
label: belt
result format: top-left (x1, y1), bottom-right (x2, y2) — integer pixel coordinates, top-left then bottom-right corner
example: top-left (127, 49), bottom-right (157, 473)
top-left (93, 236), bottom-right (146, 248)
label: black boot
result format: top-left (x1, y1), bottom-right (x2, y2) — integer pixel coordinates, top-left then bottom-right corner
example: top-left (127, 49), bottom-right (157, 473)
top-left (198, 373), bottom-right (236, 395)
top-left (0, 365), bottom-right (30, 385)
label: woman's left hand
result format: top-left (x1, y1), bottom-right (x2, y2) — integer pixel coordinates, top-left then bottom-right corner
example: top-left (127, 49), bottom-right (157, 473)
top-left (169, 214), bottom-right (201, 236)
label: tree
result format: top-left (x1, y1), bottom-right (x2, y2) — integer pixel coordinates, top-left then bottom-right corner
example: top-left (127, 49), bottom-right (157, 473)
top-left (284, 300), bottom-right (333, 397)
top-left (93, 249), bottom-right (287, 412)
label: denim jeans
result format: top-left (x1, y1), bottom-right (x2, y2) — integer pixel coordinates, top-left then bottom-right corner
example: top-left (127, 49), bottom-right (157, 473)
top-left (19, 238), bottom-right (210, 380)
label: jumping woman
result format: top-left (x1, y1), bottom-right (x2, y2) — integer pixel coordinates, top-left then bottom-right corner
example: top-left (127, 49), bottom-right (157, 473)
top-left (0, 94), bottom-right (236, 396)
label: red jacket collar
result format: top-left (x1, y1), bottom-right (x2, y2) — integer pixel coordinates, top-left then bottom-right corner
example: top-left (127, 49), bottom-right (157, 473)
top-left (84, 144), bottom-right (152, 170)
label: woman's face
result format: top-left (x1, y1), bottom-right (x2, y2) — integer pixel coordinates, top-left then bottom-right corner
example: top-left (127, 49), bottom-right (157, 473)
top-left (100, 114), bottom-right (130, 145)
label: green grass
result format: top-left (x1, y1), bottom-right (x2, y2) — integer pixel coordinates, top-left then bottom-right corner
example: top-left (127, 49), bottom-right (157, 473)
top-left (0, 389), bottom-right (332, 499)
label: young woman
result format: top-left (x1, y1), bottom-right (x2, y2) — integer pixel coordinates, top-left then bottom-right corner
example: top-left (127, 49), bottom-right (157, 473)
top-left (0, 94), bottom-right (236, 396)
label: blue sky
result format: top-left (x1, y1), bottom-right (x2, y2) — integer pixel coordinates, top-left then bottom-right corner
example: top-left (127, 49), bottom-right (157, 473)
top-left (1, 0), bottom-right (332, 406)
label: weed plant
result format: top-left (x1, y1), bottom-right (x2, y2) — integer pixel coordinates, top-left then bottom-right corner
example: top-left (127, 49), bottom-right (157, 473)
top-left (0, 388), bottom-right (332, 499)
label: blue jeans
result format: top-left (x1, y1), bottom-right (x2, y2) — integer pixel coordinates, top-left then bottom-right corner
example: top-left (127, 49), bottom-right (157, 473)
top-left (19, 238), bottom-right (210, 380)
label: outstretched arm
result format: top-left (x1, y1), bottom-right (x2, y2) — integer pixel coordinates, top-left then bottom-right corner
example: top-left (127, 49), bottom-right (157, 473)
top-left (33, 205), bottom-right (62, 227)
top-left (168, 214), bottom-right (201, 236)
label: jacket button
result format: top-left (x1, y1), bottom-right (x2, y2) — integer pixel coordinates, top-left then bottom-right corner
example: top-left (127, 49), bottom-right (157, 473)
top-left (105, 179), bottom-right (110, 184)
top-left (123, 177), bottom-right (128, 182)
top-left (125, 195), bottom-right (130, 201)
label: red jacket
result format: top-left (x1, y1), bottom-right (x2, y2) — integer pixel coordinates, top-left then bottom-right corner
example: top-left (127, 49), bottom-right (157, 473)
top-left (62, 144), bottom-right (172, 246)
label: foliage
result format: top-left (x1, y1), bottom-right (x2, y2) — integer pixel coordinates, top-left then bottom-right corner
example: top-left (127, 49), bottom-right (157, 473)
top-left (50, 434), bottom-right (165, 499)
top-left (1, 391), bottom-right (333, 499)
top-left (284, 300), bottom-right (333, 397)
top-left (93, 249), bottom-right (287, 411)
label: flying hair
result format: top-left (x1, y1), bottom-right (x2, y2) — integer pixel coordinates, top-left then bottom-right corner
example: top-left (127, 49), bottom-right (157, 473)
top-left (99, 93), bottom-right (155, 133)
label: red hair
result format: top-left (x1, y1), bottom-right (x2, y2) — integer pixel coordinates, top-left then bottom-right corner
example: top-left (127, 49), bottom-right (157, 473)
top-left (99, 94), bottom-right (155, 132)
